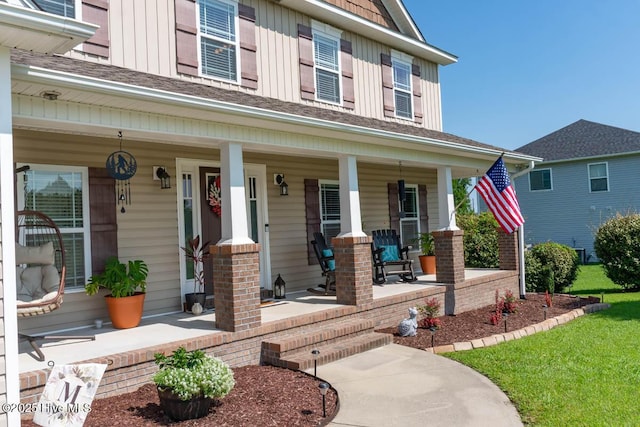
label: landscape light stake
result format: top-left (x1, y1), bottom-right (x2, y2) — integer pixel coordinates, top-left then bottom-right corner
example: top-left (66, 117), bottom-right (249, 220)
top-left (543, 304), bottom-right (548, 321)
top-left (601, 292), bottom-right (604, 303)
top-left (503, 312), bottom-right (509, 333)
top-left (319, 382), bottom-right (329, 417)
top-left (311, 349), bottom-right (320, 378)
top-left (429, 326), bottom-right (437, 348)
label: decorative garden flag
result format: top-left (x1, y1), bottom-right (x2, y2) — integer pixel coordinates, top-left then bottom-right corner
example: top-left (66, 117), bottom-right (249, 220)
top-left (33, 363), bottom-right (107, 426)
top-left (475, 156), bottom-right (524, 234)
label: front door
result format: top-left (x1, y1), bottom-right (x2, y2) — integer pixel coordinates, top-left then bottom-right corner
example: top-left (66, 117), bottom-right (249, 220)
top-left (199, 167), bottom-right (222, 304)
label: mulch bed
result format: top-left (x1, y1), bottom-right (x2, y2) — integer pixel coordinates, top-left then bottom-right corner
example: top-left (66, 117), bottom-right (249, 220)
top-left (23, 293), bottom-right (598, 426)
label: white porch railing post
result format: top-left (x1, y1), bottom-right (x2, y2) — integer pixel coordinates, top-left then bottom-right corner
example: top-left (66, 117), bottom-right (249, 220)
top-left (437, 166), bottom-right (459, 231)
top-left (337, 155), bottom-right (366, 238)
top-left (218, 142), bottom-right (253, 245)
top-left (0, 46), bottom-right (20, 427)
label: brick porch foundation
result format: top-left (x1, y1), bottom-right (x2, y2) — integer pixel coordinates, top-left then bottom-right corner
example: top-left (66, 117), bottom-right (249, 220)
top-left (332, 235), bottom-right (373, 307)
top-left (433, 229), bottom-right (465, 284)
top-left (211, 243), bottom-right (262, 332)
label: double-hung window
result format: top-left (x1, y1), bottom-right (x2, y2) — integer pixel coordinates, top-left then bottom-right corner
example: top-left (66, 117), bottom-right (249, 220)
top-left (392, 51), bottom-right (413, 119)
top-left (18, 165), bottom-right (91, 290)
top-left (588, 162), bottom-right (609, 192)
top-left (529, 169), bottom-right (552, 191)
top-left (399, 185), bottom-right (420, 247)
top-left (312, 22), bottom-right (342, 104)
top-left (32, 0), bottom-right (79, 18)
top-left (199, 0), bottom-right (239, 82)
top-left (320, 181), bottom-right (341, 241)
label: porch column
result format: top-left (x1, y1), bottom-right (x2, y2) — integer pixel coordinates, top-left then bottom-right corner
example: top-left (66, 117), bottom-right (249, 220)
top-left (337, 155), bottom-right (366, 238)
top-left (498, 228), bottom-right (519, 271)
top-left (218, 142), bottom-right (253, 245)
top-left (436, 166), bottom-right (459, 230)
top-left (332, 156), bottom-right (371, 306)
top-left (0, 46), bottom-right (20, 426)
top-left (332, 236), bottom-right (373, 307)
top-left (212, 142), bottom-right (260, 331)
top-left (433, 229), bottom-right (465, 284)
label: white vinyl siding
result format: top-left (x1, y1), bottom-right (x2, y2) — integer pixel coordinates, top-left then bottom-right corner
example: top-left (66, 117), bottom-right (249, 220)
top-left (198, 0), bottom-right (239, 82)
top-left (32, 0), bottom-right (79, 18)
top-left (588, 162), bottom-right (608, 192)
top-left (529, 169), bottom-right (552, 191)
top-left (399, 185), bottom-right (419, 246)
top-left (313, 31), bottom-right (341, 104)
top-left (17, 165), bottom-right (91, 290)
top-left (320, 181), bottom-right (340, 241)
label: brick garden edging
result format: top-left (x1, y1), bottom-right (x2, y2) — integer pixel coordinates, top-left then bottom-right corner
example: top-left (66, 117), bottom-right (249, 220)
top-left (425, 302), bottom-right (611, 354)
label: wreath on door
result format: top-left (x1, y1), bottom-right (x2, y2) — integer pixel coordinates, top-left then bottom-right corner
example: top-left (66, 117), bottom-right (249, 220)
top-left (208, 175), bottom-right (221, 216)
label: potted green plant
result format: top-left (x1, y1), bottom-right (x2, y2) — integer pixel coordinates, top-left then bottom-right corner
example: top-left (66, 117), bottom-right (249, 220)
top-left (85, 256), bottom-right (149, 329)
top-left (415, 232), bottom-right (436, 275)
top-left (181, 235), bottom-right (210, 313)
top-left (153, 346), bottom-right (235, 421)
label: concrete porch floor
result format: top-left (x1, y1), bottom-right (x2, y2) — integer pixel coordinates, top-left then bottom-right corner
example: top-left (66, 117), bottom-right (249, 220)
top-left (17, 270), bottom-right (498, 374)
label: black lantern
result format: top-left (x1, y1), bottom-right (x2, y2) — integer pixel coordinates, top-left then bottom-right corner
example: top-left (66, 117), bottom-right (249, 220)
top-left (274, 274), bottom-right (286, 299)
top-left (156, 167), bottom-right (171, 189)
top-left (275, 174), bottom-right (289, 196)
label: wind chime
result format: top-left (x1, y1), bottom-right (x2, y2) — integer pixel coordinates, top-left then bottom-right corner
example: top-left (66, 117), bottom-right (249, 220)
top-left (106, 131), bottom-right (137, 213)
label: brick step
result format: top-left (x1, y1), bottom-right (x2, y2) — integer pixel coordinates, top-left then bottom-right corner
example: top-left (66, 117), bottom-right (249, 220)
top-left (271, 331), bottom-right (393, 371)
top-left (262, 318), bottom-right (377, 358)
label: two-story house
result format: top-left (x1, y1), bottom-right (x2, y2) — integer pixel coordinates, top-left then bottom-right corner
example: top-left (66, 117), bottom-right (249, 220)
top-left (514, 119), bottom-right (640, 262)
top-left (1, 0), bottom-right (539, 414)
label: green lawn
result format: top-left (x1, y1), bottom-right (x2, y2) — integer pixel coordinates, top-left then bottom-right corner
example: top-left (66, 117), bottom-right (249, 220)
top-left (445, 264), bottom-right (640, 426)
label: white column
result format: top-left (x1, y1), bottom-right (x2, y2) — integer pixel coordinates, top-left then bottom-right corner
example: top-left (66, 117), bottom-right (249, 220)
top-left (437, 166), bottom-right (459, 230)
top-left (218, 142), bottom-right (253, 245)
top-left (337, 155), bottom-right (366, 237)
top-left (0, 46), bottom-right (20, 426)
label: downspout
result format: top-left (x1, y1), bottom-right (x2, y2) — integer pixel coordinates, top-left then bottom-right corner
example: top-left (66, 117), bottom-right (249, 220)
top-left (510, 161), bottom-right (535, 299)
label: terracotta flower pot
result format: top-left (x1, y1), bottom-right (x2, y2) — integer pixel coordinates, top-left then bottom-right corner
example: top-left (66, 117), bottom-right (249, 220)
top-left (157, 388), bottom-right (212, 421)
top-left (104, 292), bottom-right (145, 329)
top-left (419, 255), bottom-right (436, 275)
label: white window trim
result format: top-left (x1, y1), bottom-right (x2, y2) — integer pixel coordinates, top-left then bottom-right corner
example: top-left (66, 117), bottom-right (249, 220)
top-left (311, 21), bottom-right (343, 106)
top-left (196, 0), bottom-right (241, 85)
top-left (399, 184), bottom-right (420, 248)
top-left (16, 163), bottom-right (92, 292)
top-left (391, 50), bottom-right (413, 120)
top-left (588, 162), bottom-right (609, 193)
top-left (319, 179), bottom-right (340, 237)
top-left (528, 168), bottom-right (553, 192)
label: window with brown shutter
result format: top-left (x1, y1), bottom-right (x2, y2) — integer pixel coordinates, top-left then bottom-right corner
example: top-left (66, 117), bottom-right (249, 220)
top-left (412, 64), bottom-right (423, 124)
top-left (381, 53), bottom-right (395, 118)
top-left (175, 0), bottom-right (199, 76)
top-left (341, 39), bottom-right (355, 109)
top-left (298, 24), bottom-right (315, 101)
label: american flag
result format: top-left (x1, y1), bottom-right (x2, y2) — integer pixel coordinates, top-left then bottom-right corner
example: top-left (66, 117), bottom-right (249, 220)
top-left (475, 157), bottom-right (524, 234)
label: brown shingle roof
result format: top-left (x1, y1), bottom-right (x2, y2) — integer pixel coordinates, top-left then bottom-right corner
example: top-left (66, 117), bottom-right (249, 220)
top-left (516, 119), bottom-right (640, 162)
top-left (12, 49), bottom-right (517, 155)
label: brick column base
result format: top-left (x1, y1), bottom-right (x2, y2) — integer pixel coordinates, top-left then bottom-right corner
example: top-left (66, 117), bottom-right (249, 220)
top-left (211, 243), bottom-right (262, 332)
top-left (332, 236), bottom-right (373, 307)
top-left (498, 228), bottom-right (519, 271)
top-left (433, 229), bottom-right (465, 284)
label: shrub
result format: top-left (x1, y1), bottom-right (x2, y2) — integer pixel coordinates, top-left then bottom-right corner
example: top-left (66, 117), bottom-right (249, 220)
top-left (594, 213), bottom-right (640, 290)
top-left (525, 242), bottom-right (579, 293)
top-left (457, 212), bottom-right (499, 268)
top-left (417, 298), bottom-right (442, 329)
top-left (153, 347), bottom-right (235, 401)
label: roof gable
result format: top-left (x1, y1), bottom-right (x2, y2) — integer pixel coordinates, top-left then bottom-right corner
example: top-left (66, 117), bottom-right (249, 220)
top-left (516, 119), bottom-right (640, 162)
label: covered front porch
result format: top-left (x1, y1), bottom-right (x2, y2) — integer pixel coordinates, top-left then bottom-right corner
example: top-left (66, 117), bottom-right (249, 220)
top-left (19, 267), bottom-right (519, 404)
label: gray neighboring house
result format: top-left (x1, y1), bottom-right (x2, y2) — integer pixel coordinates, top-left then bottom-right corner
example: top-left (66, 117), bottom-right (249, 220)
top-left (514, 119), bottom-right (640, 263)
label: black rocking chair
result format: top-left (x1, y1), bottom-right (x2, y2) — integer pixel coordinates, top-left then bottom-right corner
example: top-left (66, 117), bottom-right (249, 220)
top-left (371, 229), bottom-right (417, 285)
top-left (308, 232), bottom-right (336, 295)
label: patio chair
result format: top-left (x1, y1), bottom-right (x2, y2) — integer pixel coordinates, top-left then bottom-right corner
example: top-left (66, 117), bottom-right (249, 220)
top-left (371, 229), bottom-right (417, 285)
top-left (308, 232), bottom-right (336, 295)
top-left (16, 210), bottom-right (95, 361)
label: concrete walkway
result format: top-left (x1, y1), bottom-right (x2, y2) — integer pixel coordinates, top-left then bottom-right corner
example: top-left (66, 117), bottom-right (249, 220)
top-left (309, 344), bottom-right (522, 427)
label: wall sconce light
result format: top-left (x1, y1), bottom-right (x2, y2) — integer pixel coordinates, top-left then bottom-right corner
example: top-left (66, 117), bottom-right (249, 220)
top-left (274, 173), bottom-right (289, 196)
top-left (153, 166), bottom-right (171, 189)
